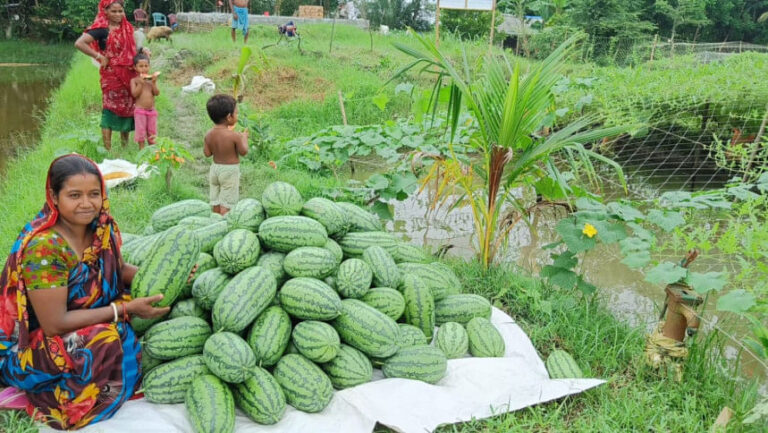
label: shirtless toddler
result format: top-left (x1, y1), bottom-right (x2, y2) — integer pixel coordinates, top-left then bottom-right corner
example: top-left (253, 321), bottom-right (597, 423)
top-left (130, 53), bottom-right (160, 149)
top-left (203, 94), bottom-right (249, 215)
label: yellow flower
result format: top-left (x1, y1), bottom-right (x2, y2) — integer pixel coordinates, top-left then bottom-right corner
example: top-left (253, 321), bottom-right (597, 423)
top-left (582, 223), bottom-right (598, 238)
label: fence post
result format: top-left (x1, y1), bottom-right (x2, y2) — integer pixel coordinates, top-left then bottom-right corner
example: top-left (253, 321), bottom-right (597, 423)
top-left (746, 104), bottom-right (768, 175)
top-left (650, 34), bottom-right (658, 63)
top-left (739, 41), bottom-right (743, 53)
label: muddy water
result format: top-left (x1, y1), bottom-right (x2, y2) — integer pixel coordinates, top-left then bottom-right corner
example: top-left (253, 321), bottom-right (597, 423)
top-left (381, 186), bottom-right (767, 385)
top-left (0, 65), bottom-right (67, 174)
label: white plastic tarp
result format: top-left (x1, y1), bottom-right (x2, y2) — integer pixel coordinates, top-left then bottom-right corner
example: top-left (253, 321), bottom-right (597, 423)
top-left (44, 308), bottom-right (604, 433)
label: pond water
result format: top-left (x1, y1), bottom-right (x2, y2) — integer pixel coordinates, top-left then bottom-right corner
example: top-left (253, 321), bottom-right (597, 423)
top-left (372, 178), bottom-right (767, 385)
top-left (0, 64), bottom-right (68, 174)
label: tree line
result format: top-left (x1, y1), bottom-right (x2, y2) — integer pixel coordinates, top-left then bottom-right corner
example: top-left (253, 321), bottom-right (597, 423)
top-left (2, 0), bottom-right (768, 45)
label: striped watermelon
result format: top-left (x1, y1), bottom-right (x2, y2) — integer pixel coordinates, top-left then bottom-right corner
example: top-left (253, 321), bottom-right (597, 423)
top-left (194, 220), bottom-right (229, 254)
top-left (320, 344), bottom-right (373, 389)
top-left (292, 321), bottom-right (340, 363)
top-left (382, 345), bottom-right (447, 384)
top-left (212, 266), bottom-right (277, 332)
top-left (398, 323), bottom-right (428, 347)
top-left (323, 276), bottom-right (337, 291)
top-left (227, 198), bottom-right (266, 231)
top-left (143, 316), bottom-right (211, 360)
top-left (213, 229), bottom-right (261, 275)
top-left (301, 197), bottom-right (349, 237)
top-left (279, 277), bottom-right (342, 320)
top-left (273, 354), bottom-right (333, 413)
top-left (131, 316), bottom-right (165, 335)
top-left (434, 294), bottom-right (492, 325)
top-left (132, 226), bottom-right (200, 307)
top-left (466, 317), bottom-right (505, 358)
top-left (181, 252), bottom-right (217, 299)
top-left (203, 332), bottom-right (256, 383)
top-left (151, 199), bottom-right (210, 231)
top-left (262, 181), bottom-right (304, 217)
top-left (258, 216), bottom-right (328, 252)
top-left (396, 262), bottom-right (460, 300)
top-left (119, 232), bottom-right (140, 244)
top-left (362, 246), bottom-right (401, 289)
top-left (283, 247), bottom-right (338, 279)
top-left (185, 374), bottom-right (235, 433)
top-left (210, 212), bottom-right (225, 221)
top-left (429, 262), bottom-right (462, 292)
top-left (232, 366), bottom-right (286, 425)
top-left (336, 202), bottom-right (382, 232)
top-left (256, 251), bottom-right (287, 282)
top-left (391, 242), bottom-right (431, 263)
top-left (402, 274), bottom-right (436, 340)
top-left (141, 343), bottom-right (164, 375)
top-left (144, 354), bottom-right (210, 404)
top-left (546, 350), bottom-right (584, 379)
top-left (335, 258), bottom-right (372, 299)
top-left (142, 225), bottom-right (155, 235)
top-left (247, 306), bottom-right (292, 367)
top-left (192, 267), bottom-right (233, 310)
top-left (361, 288), bottom-right (405, 321)
top-left (332, 299), bottom-right (399, 358)
top-left (169, 298), bottom-right (207, 320)
top-left (338, 231), bottom-right (397, 258)
top-left (324, 238), bottom-right (344, 264)
top-left (122, 231), bottom-right (163, 266)
top-left (435, 322), bottom-right (468, 359)
top-left (177, 215), bottom-right (217, 228)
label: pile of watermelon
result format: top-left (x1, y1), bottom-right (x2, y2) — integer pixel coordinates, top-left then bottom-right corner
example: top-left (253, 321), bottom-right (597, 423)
top-left (122, 181), bottom-right (506, 433)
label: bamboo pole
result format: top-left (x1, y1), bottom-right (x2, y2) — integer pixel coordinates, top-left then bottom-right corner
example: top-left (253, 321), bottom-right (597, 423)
top-left (745, 104), bottom-right (768, 175)
top-left (435, 0), bottom-right (441, 48)
top-left (338, 90), bottom-right (348, 125)
top-left (650, 34), bottom-right (658, 63)
top-left (489, 0), bottom-right (497, 50)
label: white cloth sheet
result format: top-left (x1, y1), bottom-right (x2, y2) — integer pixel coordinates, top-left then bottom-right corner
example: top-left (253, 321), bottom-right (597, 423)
top-left (97, 158), bottom-right (151, 189)
top-left (43, 308), bottom-right (604, 433)
top-left (181, 76), bottom-right (216, 93)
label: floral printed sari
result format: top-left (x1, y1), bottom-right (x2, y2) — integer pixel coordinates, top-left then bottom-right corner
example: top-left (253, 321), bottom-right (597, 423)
top-left (0, 155), bottom-right (141, 430)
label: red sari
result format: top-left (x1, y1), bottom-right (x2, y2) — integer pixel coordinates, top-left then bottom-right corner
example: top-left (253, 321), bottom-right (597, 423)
top-left (86, 0), bottom-right (137, 121)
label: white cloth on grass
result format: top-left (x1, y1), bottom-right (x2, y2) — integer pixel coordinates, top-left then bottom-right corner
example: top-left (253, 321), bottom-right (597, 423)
top-left (42, 308), bottom-right (604, 433)
top-left (181, 75), bottom-right (215, 93)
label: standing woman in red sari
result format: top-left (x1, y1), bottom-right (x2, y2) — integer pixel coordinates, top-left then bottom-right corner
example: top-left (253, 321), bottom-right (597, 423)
top-left (0, 154), bottom-right (169, 430)
top-left (75, 1), bottom-right (144, 150)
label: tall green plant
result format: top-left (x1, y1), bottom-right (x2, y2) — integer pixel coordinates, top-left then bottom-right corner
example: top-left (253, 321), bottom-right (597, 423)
top-left (390, 33), bottom-right (631, 268)
top-left (232, 46), bottom-right (269, 101)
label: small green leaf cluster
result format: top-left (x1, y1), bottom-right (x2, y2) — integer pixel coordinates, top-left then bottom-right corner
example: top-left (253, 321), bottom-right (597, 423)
top-left (280, 118), bottom-right (475, 174)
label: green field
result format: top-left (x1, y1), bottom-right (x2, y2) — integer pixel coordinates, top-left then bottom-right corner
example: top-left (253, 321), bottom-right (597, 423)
top-left (0, 25), bottom-right (765, 432)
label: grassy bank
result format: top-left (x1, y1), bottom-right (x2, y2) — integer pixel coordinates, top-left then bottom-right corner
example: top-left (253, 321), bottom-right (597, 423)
top-left (1, 26), bottom-right (765, 432)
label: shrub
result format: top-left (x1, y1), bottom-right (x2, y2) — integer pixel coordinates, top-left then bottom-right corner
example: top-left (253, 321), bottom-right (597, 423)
top-left (440, 9), bottom-right (499, 41)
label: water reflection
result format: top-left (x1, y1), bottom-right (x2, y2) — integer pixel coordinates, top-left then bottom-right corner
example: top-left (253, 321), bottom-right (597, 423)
top-left (0, 65), bottom-right (67, 173)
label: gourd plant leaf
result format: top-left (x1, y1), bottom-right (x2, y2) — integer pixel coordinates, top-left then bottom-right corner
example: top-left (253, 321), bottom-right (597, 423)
top-left (645, 262), bottom-right (687, 285)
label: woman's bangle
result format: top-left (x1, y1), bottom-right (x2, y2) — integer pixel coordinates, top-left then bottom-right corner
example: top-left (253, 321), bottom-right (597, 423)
top-left (110, 302), bottom-right (119, 323)
top-left (121, 303), bottom-right (129, 323)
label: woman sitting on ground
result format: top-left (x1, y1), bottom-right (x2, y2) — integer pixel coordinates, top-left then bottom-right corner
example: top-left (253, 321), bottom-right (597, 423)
top-left (0, 154), bottom-right (169, 430)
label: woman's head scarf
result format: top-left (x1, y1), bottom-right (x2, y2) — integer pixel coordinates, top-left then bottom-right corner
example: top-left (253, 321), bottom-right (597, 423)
top-left (85, 0), bottom-right (136, 66)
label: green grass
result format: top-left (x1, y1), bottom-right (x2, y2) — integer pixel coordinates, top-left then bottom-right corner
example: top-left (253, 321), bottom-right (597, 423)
top-left (0, 40), bottom-right (72, 64)
top-left (0, 26), bottom-right (765, 432)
